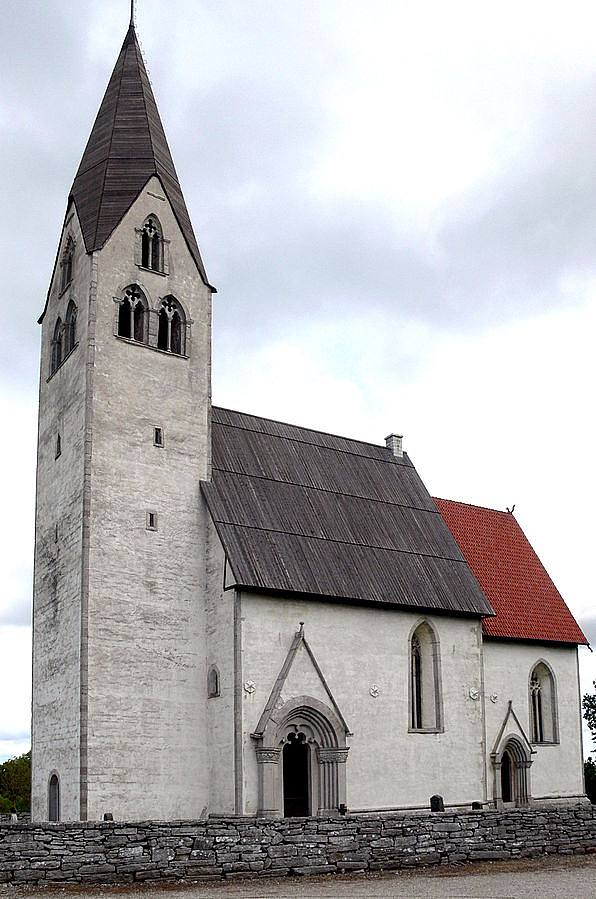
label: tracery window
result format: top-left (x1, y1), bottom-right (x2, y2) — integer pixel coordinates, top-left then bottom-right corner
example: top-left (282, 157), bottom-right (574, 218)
top-left (409, 621), bottom-right (442, 731)
top-left (117, 285), bottom-right (148, 343)
top-left (51, 318), bottom-right (63, 374)
top-left (60, 238), bottom-right (74, 292)
top-left (157, 296), bottom-right (186, 354)
top-left (141, 216), bottom-right (163, 272)
top-left (529, 662), bottom-right (557, 743)
top-left (65, 300), bottom-right (77, 354)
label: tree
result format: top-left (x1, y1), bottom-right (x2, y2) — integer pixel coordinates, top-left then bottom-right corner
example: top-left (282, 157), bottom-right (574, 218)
top-left (0, 750), bottom-right (31, 812)
top-left (585, 680), bottom-right (596, 748)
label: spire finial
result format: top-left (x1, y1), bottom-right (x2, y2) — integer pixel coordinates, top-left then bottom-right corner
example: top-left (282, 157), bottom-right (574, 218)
top-left (130, 0), bottom-right (135, 27)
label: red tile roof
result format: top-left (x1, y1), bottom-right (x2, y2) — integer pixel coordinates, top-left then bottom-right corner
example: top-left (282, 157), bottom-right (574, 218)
top-left (434, 498), bottom-right (588, 645)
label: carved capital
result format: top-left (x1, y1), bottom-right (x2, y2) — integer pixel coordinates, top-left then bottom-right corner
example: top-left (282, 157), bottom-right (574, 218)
top-left (318, 748), bottom-right (349, 765)
top-left (255, 748), bottom-right (281, 765)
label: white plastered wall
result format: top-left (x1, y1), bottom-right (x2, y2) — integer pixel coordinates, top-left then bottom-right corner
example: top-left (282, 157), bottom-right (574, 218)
top-left (205, 522), bottom-right (236, 814)
top-left (32, 207), bottom-right (90, 821)
top-left (483, 640), bottom-right (585, 803)
top-left (239, 593), bottom-right (487, 814)
top-left (84, 176), bottom-right (212, 820)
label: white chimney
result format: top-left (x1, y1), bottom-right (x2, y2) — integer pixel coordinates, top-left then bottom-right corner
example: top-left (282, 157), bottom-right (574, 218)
top-left (385, 433), bottom-right (403, 458)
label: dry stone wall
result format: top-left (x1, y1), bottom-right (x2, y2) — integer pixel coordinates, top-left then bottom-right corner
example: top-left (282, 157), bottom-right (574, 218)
top-left (1, 807), bottom-right (595, 885)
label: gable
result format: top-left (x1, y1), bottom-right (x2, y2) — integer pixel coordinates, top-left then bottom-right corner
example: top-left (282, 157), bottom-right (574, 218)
top-left (201, 407), bottom-right (494, 617)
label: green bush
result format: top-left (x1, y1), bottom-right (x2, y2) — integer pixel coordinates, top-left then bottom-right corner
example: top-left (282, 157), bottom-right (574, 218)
top-left (0, 750), bottom-right (31, 812)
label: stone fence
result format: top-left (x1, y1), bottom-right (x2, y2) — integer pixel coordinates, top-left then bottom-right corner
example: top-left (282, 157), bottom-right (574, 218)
top-left (1, 805), bottom-right (595, 885)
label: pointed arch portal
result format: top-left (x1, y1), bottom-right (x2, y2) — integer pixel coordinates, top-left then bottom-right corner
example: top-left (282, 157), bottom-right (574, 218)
top-left (254, 695), bottom-right (349, 818)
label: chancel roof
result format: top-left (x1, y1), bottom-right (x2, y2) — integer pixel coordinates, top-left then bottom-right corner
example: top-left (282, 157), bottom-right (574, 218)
top-left (434, 498), bottom-right (587, 645)
top-left (201, 407), bottom-right (494, 617)
top-left (69, 24), bottom-right (212, 287)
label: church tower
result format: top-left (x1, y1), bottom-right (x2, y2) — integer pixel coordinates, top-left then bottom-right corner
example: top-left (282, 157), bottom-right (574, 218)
top-left (32, 20), bottom-right (215, 822)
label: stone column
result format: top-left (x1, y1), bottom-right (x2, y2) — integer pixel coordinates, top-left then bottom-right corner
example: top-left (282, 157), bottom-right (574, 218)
top-left (318, 748), bottom-right (349, 815)
top-left (256, 748), bottom-right (281, 817)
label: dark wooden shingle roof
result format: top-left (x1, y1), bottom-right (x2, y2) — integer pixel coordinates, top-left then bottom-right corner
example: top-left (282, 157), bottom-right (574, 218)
top-left (202, 407), bottom-right (494, 617)
top-left (69, 24), bottom-right (212, 287)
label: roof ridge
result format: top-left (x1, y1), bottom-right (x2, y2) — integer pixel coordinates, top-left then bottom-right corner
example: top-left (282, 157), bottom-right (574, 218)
top-left (433, 496), bottom-right (513, 517)
top-left (212, 405), bottom-right (408, 462)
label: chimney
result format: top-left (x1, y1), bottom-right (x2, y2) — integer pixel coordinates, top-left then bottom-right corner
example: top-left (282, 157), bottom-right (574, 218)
top-left (385, 433), bottom-right (403, 458)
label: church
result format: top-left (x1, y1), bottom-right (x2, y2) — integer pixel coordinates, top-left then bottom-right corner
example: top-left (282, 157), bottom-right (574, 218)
top-left (31, 19), bottom-right (588, 823)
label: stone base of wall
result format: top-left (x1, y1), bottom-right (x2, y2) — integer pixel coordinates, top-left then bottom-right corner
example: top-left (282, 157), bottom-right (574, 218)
top-left (1, 805), bottom-right (595, 885)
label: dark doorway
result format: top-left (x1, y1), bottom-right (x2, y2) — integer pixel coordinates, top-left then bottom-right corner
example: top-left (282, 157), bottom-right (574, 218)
top-left (501, 750), bottom-right (512, 803)
top-left (283, 732), bottom-right (310, 817)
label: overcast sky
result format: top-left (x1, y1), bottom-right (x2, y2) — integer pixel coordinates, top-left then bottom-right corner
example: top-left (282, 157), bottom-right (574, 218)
top-left (1, 0), bottom-right (595, 764)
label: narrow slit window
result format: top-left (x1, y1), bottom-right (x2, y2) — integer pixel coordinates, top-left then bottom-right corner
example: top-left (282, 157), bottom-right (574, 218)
top-left (55, 433), bottom-right (61, 459)
top-left (146, 511), bottom-right (158, 530)
top-left (153, 427), bottom-right (164, 447)
top-left (207, 666), bottom-right (220, 698)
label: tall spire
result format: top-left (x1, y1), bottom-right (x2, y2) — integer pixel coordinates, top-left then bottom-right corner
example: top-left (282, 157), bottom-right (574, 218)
top-left (69, 24), bottom-right (212, 287)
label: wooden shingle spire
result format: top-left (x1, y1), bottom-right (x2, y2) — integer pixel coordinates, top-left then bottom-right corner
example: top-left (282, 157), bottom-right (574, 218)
top-left (69, 23), bottom-right (213, 287)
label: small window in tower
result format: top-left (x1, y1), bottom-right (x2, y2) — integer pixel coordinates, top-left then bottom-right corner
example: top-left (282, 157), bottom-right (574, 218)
top-left (207, 665), bottom-right (220, 698)
top-left (51, 318), bottom-right (63, 374)
top-left (146, 511), bottom-right (158, 531)
top-left (117, 285), bottom-right (148, 343)
top-left (60, 238), bottom-right (75, 293)
top-left (141, 217), bottom-right (163, 272)
top-left (153, 427), bottom-right (164, 447)
top-left (157, 296), bottom-right (186, 355)
top-left (65, 300), bottom-right (77, 354)
top-left (55, 433), bottom-right (62, 459)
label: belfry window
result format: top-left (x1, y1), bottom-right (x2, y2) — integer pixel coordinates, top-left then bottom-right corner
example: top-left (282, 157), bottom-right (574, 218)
top-left (530, 662), bottom-right (557, 743)
top-left (117, 285), bottom-right (148, 343)
top-left (65, 300), bottom-right (77, 354)
top-left (157, 297), bottom-right (186, 355)
top-left (51, 318), bottom-right (63, 374)
top-left (409, 621), bottom-right (442, 732)
top-left (60, 238), bottom-right (74, 293)
top-left (141, 217), bottom-right (163, 272)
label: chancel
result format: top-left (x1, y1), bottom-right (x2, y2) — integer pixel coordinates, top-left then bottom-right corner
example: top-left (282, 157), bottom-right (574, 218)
top-left (31, 16), bottom-right (588, 823)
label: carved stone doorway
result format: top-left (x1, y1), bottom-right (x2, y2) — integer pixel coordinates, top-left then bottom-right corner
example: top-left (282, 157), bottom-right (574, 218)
top-left (283, 732), bottom-right (310, 816)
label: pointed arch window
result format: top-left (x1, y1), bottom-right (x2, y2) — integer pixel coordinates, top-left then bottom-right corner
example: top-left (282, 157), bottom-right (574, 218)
top-left (117, 285), bottom-right (148, 343)
top-left (409, 621), bottom-right (442, 732)
top-left (48, 773), bottom-right (60, 822)
top-left (60, 238), bottom-right (75, 293)
top-left (51, 318), bottom-right (63, 374)
top-left (207, 665), bottom-right (220, 698)
top-left (65, 300), bottom-right (77, 354)
top-left (529, 662), bottom-right (558, 744)
top-left (141, 217), bottom-right (163, 272)
top-left (157, 296), bottom-right (186, 355)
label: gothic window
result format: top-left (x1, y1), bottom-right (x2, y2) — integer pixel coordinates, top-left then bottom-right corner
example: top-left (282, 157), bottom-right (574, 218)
top-left (409, 621), bottom-right (442, 732)
top-left (529, 662), bottom-right (557, 743)
top-left (207, 665), bottom-right (220, 698)
top-left (48, 774), bottom-right (60, 822)
top-left (157, 296), bottom-right (186, 355)
top-left (51, 318), bottom-right (63, 374)
top-left (141, 216), bottom-right (163, 272)
top-left (60, 238), bottom-right (74, 292)
top-left (65, 300), bottom-right (77, 354)
top-left (117, 285), bottom-right (148, 343)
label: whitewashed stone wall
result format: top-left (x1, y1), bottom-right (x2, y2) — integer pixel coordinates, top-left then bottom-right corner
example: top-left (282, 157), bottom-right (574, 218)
top-left (483, 640), bottom-right (585, 802)
top-left (83, 177), bottom-right (213, 821)
top-left (205, 520), bottom-right (236, 814)
top-left (32, 207), bottom-right (90, 821)
top-left (238, 593), bottom-right (487, 814)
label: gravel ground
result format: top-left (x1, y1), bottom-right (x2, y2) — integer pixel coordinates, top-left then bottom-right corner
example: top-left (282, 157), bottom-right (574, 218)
top-left (2, 855), bottom-right (596, 899)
